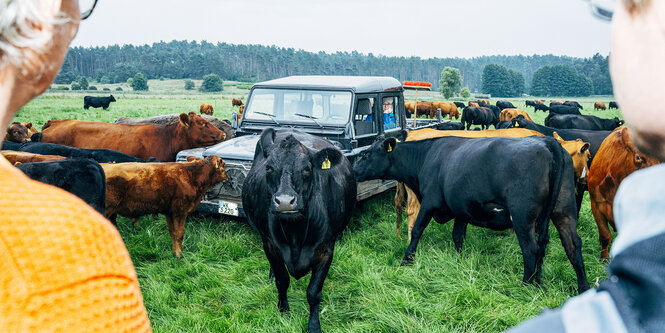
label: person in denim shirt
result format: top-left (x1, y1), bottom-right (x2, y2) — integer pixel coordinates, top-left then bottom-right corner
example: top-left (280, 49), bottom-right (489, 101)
top-left (507, 1), bottom-right (665, 332)
top-left (367, 97), bottom-right (395, 130)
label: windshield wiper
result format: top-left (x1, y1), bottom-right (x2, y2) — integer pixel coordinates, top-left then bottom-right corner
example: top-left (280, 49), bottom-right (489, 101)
top-left (294, 113), bottom-right (323, 128)
top-left (254, 111), bottom-right (280, 125)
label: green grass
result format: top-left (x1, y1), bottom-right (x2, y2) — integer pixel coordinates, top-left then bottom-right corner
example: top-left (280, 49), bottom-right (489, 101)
top-left (12, 81), bottom-right (614, 332)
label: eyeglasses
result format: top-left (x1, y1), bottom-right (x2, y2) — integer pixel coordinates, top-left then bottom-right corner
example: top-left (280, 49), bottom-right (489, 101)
top-left (582, 0), bottom-right (616, 21)
top-left (80, 0), bottom-right (98, 20)
top-left (383, 103), bottom-right (392, 106)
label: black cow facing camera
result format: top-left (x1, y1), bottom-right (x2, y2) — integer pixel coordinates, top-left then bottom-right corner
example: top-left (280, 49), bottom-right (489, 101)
top-left (84, 95), bottom-right (116, 110)
top-left (242, 128), bottom-right (356, 333)
top-left (353, 136), bottom-right (590, 294)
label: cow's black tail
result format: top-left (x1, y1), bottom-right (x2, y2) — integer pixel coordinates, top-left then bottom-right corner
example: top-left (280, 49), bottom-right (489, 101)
top-left (537, 137), bottom-right (566, 246)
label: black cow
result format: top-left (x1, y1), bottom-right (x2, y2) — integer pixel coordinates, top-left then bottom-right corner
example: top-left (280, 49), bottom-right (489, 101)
top-left (549, 105), bottom-right (582, 115)
top-left (564, 101), bottom-right (583, 110)
top-left (353, 136), bottom-right (589, 294)
top-left (534, 104), bottom-right (550, 112)
top-left (549, 102), bottom-right (563, 108)
top-left (1, 141), bottom-right (160, 163)
top-left (461, 106), bottom-right (498, 130)
top-left (453, 102), bottom-right (466, 108)
top-left (434, 121), bottom-right (464, 131)
top-left (609, 101), bottom-right (618, 109)
top-left (484, 104), bottom-right (501, 118)
top-left (83, 95), bottom-right (116, 110)
top-left (16, 158), bottom-right (106, 215)
top-left (242, 128), bottom-right (356, 333)
top-left (525, 100), bottom-right (536, 108)
top-left (496, 100), bottom-right (516, 110)
top-left (545, 113), bottom-right (623, 131)
top-left (511, 116), bottom-right (612, 214)
top-left (495, 120), bottom-right (514, 129)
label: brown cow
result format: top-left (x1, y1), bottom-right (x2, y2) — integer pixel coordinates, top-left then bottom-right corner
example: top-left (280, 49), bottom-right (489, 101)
top-left (41, 112), bottom-right (225, 162)
top-left (115, 113), bottom-right (235, 141)
top-left (468, 102), bottom-right (479, 107)
top-left (103, 155), bottom-right (228, 258)
top-left (232, 98), bottom-right (243, 107)
top-left (499, 108), bottom-right (534, 122)
top-left (477, 99), bottom-right (490, 105)
top-left (553, 100), bottom-right (565, 104)
top-left (395, 128), bottom-right (592, 241)
top-left (553, 132), bottom-right (591, 186)
top-left (404, 101), bottom-right (415, 114)
top-left (594, 102), bottom-right (607, 111)
top-left (238, 104), bottom-right (245, 122)
top-left (1, 150), bottom-right (66, 164)
top-left (5, 122), bottom-right (34, 143)
top-left (431, 101), bottom-right (460, 120)
top-left (588, 126), bottom-right (660, 260)
top-left (535, 100), bottom-right (544, 105)
top-left (200, 103), bottom-right (214, 115)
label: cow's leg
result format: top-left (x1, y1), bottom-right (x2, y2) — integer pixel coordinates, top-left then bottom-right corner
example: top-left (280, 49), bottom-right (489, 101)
top-left (452, 219), bottom-right (468, 253)
top-left (551, 212), bottom-right (590, 294)
top-left (574, 183), bottom-right (586, 217)
top-left (306, 245), bottom-right (334, 333)
top-left (401, 200), bottom-right (437, 266)
top-left (405, 186), bottom-right (420, 242)
top-left (590, 199), bottom-right (612, 261)
top-left (165, 213), bottom-right (186, 258)
top-left (511, 213), bottom-right (539, 286)
top-left (394, 182), bottom-right (405, 239)
top-left (264, 242), bottom-right (290, 312)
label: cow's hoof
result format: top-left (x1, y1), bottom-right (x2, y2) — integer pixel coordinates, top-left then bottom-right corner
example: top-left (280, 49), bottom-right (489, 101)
top-left (278, 301), bottom-right (290, 313)
top-left (400, 258), bottom-right (413, 266)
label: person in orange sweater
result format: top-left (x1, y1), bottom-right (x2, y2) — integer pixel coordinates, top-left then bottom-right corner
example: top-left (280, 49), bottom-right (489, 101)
top-left (0, 1), bottom-right (151, 331)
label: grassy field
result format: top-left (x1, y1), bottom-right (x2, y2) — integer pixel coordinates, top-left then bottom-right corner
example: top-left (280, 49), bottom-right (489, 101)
top-left (12, 80), bottom-right (618, 332)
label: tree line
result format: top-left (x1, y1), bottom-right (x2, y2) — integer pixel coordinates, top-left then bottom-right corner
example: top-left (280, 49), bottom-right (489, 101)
top-left (54, 40), bottom-right (612, 96)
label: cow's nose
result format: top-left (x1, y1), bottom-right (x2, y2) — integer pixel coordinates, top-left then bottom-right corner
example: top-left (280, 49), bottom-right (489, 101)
top-left (274, 194), bottom-right (297, 212)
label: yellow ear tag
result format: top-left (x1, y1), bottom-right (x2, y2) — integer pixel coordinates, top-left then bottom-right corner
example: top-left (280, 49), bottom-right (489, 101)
top-left (387, 144), bottom-right (393, 152)
top-left (321, 157), bottom-right (331, 170)
top-left (514, 122), bottom-right (519, 127)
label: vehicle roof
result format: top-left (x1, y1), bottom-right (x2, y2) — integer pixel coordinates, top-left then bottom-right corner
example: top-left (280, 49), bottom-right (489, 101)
top-left (251, 75), bottom-right (403, 93)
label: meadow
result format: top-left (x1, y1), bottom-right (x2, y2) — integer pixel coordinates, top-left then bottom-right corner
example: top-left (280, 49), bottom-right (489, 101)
top-left (13, 79), bottom-right (620, 332)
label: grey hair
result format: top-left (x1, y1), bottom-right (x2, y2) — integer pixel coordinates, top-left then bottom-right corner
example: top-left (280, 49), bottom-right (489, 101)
top-left (0, 0), bottom-right (70, 71)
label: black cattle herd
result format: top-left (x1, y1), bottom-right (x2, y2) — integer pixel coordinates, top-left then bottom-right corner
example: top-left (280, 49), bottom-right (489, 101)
top-left (3, 96), bottom-right (625, 332)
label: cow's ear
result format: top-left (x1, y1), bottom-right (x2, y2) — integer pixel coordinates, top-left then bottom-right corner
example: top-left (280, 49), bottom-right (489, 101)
top-left (313, 147), bottom-right (343, 171)
top-left (179, 113), bottom-right (190, 127)
top-left (24, 122), bottom-right (33, 129)
top-left (552, 131), bottom-right (564, 143)
top-left (580, 142), bottom-right (590, 154)
top-left (257, 128), bottom-right (276, 159)
top-left (383, 137), bottom-right (397, 153)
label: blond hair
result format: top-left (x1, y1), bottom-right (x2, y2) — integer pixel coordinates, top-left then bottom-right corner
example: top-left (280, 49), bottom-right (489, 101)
top-left (0, 0), bottom-right (67, 71)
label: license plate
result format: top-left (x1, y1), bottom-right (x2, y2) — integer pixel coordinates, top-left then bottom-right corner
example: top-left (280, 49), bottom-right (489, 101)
top-left (218, 201), bottom-right (239, 216)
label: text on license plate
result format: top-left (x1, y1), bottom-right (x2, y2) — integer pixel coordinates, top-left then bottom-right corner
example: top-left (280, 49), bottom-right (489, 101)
top-left (218, 201), bottom-right (239, 216)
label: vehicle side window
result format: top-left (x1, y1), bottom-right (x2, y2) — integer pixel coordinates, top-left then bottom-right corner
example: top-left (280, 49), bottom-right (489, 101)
top-left (382, 96), bottom-right (399, 131)
top-left (354, 97), bottom-right (376, 136)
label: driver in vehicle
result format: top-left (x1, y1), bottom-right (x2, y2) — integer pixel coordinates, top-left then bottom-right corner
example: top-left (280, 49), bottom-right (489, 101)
top-left (367, 97), bottom-right (396, 130)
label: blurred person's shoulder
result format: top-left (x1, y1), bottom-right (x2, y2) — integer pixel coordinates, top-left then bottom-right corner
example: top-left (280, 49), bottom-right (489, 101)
top-left (0, 159), bottom-right (151, 332)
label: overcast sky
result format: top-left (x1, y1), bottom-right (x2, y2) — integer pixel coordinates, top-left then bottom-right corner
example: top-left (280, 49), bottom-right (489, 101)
top-left (72, 0), bottom-right (611, 59)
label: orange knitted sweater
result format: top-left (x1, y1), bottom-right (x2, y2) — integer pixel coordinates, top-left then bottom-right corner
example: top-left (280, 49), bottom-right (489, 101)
top-left (0, 157), bottom-right (151, 332)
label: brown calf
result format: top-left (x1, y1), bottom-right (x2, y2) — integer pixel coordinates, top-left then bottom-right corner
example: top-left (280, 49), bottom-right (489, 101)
top-left (232, 98), bottom-right (243, 107)
top-left (588, 127), bottom-right (660, 259)
top-left (431, 101), bottom-right (460, 120)
top-left (103, 156), bottom-right (228, 257)
top-left (499, 108), bottom-right (534, 122)
top-left (200, 103), bottom-right (214, 115)
top-left (5, 122), bottom-right (36, 143)
top-left (594, 102), bottom-right (607, 111)
top-left (41, 112), bottom-right (225, 161)
top-left (1, 150), bottom-right (67, 164)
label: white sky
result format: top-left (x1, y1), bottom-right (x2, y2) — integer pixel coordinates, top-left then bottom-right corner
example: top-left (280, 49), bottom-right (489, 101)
top-left (72, 0), bottom-right (611, 59)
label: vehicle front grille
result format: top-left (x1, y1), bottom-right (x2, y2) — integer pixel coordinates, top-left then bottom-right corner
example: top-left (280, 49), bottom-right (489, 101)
top-left (204, 160), bottom-right (252, 201)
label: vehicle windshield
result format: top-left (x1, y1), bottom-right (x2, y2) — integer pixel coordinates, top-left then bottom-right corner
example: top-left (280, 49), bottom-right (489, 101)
top-left (243, 88), bottom-right (352, 126)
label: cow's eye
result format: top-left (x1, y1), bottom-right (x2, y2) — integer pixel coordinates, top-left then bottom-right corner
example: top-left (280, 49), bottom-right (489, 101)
top-left (635, 155), bottom-right (642, 162)
top-left (303, 166), bottom-right (311, 177)
top-left (266, 165), bottom-right (273, 173)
